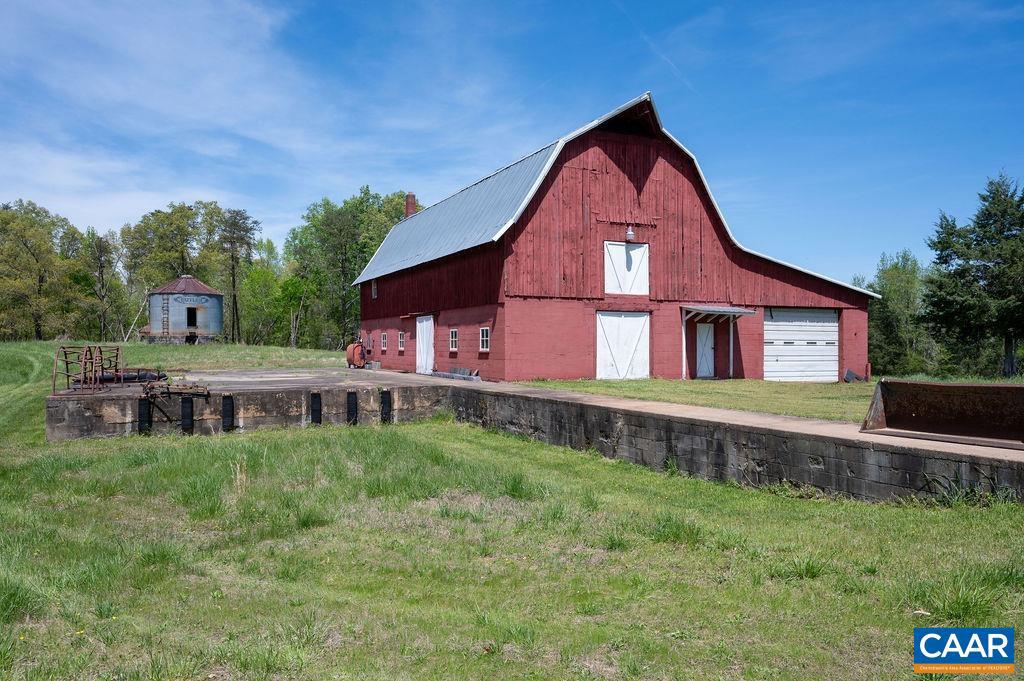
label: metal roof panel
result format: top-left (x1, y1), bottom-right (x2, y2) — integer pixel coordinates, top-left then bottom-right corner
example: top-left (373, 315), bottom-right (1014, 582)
top-left (682, 304), bottom-right (757, 316)
top-left (150, 275), bottom-right (222, 296)
top-left (353, 142), bottom-right (558, 283)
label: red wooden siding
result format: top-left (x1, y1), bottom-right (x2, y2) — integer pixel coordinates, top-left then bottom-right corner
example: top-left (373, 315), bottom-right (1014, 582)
top-left (360, 243), bottom-right (503, 320)
top-left (502, 130), bottom-right (865, 309)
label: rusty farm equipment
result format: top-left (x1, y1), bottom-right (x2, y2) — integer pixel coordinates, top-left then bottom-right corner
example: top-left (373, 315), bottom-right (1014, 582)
top-left (51, 344), bottom-right (167, 395)
top-left (861, 379), bottom-right (1024, 451)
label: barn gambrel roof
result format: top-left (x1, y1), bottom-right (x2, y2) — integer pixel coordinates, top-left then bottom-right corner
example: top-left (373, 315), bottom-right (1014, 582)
top-left (354, 92), bottom-right (877, 298)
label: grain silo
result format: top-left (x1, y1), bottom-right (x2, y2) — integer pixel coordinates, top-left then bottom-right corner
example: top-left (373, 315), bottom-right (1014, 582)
top-left (140, 275), bottom-right (223, 344)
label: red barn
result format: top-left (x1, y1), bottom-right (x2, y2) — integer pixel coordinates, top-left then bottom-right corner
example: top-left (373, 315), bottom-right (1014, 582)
top-left (356, 93), bottom-right (876, 382)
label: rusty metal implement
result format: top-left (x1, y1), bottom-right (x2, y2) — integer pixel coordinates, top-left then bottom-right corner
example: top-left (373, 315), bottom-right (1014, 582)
top-left (52, 344), bottom-right (168, 395)
top-left (142, 381), bottom-right (210, 398)
top-left (861, 379), bottom-right (1024, 451)
top-left (52, 345), bottom-right (123, 393)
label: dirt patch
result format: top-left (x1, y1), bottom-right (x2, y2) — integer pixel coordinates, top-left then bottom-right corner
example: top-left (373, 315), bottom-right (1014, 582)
top-left (501, 642), bottom-right (524, 662)
top-left (577, 644), bottom-right (619, 678)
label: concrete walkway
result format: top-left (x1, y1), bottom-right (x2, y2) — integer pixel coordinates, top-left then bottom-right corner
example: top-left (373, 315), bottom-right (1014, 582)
top-left (181, 367), bottom-right (1024, 465)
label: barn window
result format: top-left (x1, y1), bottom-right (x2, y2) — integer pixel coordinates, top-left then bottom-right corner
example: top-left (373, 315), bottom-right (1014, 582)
top-left (371, 279), bottom-right (377, 299)
top-left (603, 241), bottom-right (649, 295)
top-left (479, 327), bottom-right (490, 352)
top-left (381, 332), bottom-right (387, 351)
top-left (398, 331), bottom-right (405, 351)
top-left (449, 329), bottom-right (458, 352)
top-left (186, 307), bottom-right (197, 327)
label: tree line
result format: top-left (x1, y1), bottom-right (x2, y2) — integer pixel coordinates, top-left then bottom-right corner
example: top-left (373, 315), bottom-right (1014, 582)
top-left (0, 186), bottom-right (409, 349)
top-left (857, 174), bottom-right (1023, 377)
top-left (1, 175), bottom-right (1020, 376)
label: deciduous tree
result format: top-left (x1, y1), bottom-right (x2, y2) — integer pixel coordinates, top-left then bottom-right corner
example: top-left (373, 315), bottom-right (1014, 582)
top-left (218, 208), bottom-right (260, 342)
top-left (861, 250), bottom-right (936, 375)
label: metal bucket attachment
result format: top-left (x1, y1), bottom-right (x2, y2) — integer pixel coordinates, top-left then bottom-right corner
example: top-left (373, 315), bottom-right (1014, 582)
top-left (861, 380), bottom-right (1024, 450)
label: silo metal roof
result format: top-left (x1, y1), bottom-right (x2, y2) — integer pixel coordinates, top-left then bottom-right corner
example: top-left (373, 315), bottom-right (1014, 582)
top-left (150, 275), bottom-right (222, 296)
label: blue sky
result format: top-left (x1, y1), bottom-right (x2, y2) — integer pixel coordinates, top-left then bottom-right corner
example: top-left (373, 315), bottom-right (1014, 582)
top-left (2, 1), bottom-right (1022, 284)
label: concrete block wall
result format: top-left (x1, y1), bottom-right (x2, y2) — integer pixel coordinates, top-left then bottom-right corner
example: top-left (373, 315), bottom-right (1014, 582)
top-left (45, 386), bottom-right (450, 441)
top-left (446, 387), bottom-right (1024, 501)
top-left (45, 382), bottom-right (1024, 502)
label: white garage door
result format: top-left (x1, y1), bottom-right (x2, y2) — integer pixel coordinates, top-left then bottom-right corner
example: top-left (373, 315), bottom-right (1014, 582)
top-left (763, 308), bottom-right (838, 382)
top-left (596, 311), bottom-right (650, 379)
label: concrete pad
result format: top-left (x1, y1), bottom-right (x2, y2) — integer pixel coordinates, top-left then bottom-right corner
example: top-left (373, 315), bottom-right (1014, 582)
top-left (177, 367), bottom-right (1024, 465)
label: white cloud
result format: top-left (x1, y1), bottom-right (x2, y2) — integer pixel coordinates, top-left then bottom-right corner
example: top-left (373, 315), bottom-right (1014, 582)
top-left (0, 0), bottom-right (565, 244)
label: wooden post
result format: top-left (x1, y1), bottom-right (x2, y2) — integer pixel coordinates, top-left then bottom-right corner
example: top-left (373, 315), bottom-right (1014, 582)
top-left (729, 316), bottom-right (735, 379)
top-left (681, 311), bottom-right (689, 380)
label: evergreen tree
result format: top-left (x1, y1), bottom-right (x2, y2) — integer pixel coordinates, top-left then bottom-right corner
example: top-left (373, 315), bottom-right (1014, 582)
top-left (924, 174), bottom-right (1024, 376)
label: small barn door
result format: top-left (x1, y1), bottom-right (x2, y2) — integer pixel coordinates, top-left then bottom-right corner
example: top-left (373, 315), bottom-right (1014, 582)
top-left (596, 312), bottom-right (650, 379)
top-left (696, 323), bottom-right (715, 378)
top-left (603, 242), bottom-right (650, 295)
top-left (415, 315), bottom-right (434, 375)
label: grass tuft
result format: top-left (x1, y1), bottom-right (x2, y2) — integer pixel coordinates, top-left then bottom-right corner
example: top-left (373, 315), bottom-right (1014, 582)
top-left (294, 504), bottom-right (333, 531)
top-left (0, 631), bottom-right (14, 672)
top-left (134, 540), bottom-right (186, 569)
top-left (93, 600), bottom-right (117, 620)
top-left (0, 575), bottom-right (44, 624)
top-left (768, 555), bottom-right (829, 581)
top-left (645, 513), bottom-right (705, 546)
top-left (601, 529), bottom-right (630, 552)
top-left (909, 572), bottom-right (999, 626)
top-left (976, 557), bottom-right (1024, 590)
top-left (499, 471), bottom-right (540, 501)
top-left (173, 474), bottom-right (226, 519)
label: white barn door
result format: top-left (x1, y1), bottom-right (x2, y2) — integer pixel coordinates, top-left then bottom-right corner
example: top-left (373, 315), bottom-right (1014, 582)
top-left (596, 312), bottom-right (650, 379)
top-left (415, 315), bottom-right (434, 375)
top-left (696, 323), bottom-right (715, 378)
top-left (763, 308), bottom-right (839, 382)
top-left (603, 242), bottom-right (649, 295)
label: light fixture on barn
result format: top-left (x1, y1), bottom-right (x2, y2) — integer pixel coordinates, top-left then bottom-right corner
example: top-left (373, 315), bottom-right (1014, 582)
top-left (625, 225), bottom-right (636, 242)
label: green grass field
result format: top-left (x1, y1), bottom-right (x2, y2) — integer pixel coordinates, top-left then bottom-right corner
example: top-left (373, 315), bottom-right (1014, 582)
top-left (2, 341), bottom-right (1023, 679)
top-left (526, 378), bottom-right (877, 422)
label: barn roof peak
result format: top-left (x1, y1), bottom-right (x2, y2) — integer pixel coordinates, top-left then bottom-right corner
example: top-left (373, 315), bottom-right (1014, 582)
top-left (354, 92), bottom-right (877, 298)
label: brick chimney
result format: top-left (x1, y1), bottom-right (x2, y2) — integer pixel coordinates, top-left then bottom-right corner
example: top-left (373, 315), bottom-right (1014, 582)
top-left (404, 192), bottom-right (417, 218)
